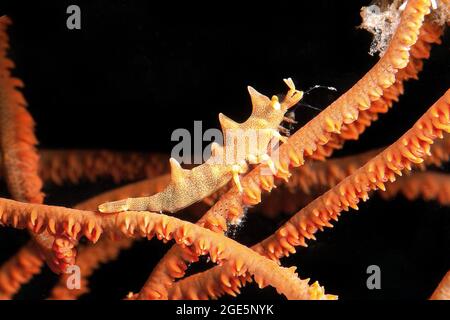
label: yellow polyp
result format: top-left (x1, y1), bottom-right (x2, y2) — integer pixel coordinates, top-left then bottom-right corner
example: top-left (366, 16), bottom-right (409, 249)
top-left (432, 118), bottom-right (450, 132)
top-left (334, 122), bottom-right (342, 134)
top-left (231, 168), bottom-right (243, 193)
top-left (304, 145), bottom-right (314, 156)
top-left (317, 133), bottom-right (329, 144)
top-left (376, 181), bottom-right (386, 191)
top-left (401, 33), bottom-right (415, 46)
top-left (259, 175), bottom-right (274, 191)
top-left (431, 108), bottom-right (440, 118)
top-left (343, 111), bottom-right (357, 123)
top-left (325, 117), bottom-right (336, 133)
top-left (399, 146), bottom-right (421, 162)
top-left (179, 225), bottom-right (190, 238)
top-left (123, 216), bottom-right (131, 231)
top-left (243, 186), bottom-right (259, 202)
top-left (277, 228), bottom-right (288, 238)
top-left (48, 218), bottom-right (57, 234)
top-left (370, 85), bottom-right (383, 97)
top-left (220, 273), bottom-right (232, 288)
top-left (279, 238), bottom-right (295, 253)
top-left (11, 214), bottom-right (19, 228)
top-left (30, 208), bottom-right (38, 226)
top-left (356, 94), bottom-right (371, 110)
top-left (87, 218), bottom-right (96, 234)
top-left (234, 259), bottom-right (245, 274)
top-left (438, 104), bottom-right (450, 120)
top-left (275, 160), bottom-right (290, 176)
top-left (287, 149), bottom-right (301, 166)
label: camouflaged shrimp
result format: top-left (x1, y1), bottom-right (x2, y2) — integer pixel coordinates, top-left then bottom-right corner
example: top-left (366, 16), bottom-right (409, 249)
top-left (98, 78), bottom-right (303, 213)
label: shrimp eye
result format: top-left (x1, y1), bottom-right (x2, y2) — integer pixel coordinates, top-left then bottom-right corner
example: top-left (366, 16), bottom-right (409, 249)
top-left (270, 95), bottom-right (281, 110)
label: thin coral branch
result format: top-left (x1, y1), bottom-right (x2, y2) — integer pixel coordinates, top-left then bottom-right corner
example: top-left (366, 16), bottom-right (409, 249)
top-left (0, 198), bottom-right (336, 300)
top-left (49, 237), bottom-right (133, 300)
top-left (49, 174), bottom-right (174, 299)
top-left (257, 89), bottom-right (450, 262)
top-left (0, 149), bottom-right (168, 185)
top-left (169, 89), bottom-right (450, 300)
top-left (0, 16), bottom-right (43, 204)
top-left (36, 150), bottom-right (169, 185)
top-left (292, 135), bottom-right (450, 195)
top-left (0, 241), bottom-right (43, 300)
top-left (0, 15), bottom-right (62, 284)
top-left (430, 270), bottom-right (450, 300)
top-left (261, 135), bottom-right (450, 215)
top-left (304, 19), bottom-right (443, 162)
top-left (381, 171), bottom-right (450, 204)
top-left (1, 172), bottom-right (211, 300)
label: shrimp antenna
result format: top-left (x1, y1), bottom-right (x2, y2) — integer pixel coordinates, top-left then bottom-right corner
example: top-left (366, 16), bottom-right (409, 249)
top-left (304, 84), bottom-right (337, 95)
top-left (291, 101), bottom-right (323, 112)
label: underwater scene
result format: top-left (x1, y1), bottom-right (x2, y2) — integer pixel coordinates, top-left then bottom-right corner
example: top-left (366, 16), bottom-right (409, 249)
top-left (0, 0), bottom-right (449, 302)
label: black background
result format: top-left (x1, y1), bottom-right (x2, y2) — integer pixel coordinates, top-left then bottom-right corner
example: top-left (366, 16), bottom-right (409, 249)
top-left (0, 0), bottom-right (449, 300)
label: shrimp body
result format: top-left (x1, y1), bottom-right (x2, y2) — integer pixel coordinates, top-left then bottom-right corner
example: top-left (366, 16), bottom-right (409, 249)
top-left (98, 78), bottom-right (303, 213)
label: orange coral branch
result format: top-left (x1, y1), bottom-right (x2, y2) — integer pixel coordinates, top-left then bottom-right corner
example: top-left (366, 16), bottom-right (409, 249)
top-left (48, 174), bottom-right (173, 299)
top-left (47, 175), bottom-right (171, 288)
top-left (0, 241), bottom-right (43, 300)
top-left (169, 89), bottom-right (450, 300)
top-left (0, 16), bottom-right (43, 204)
top-left (49, 237), bottom-right (133, 300)
top-left (430, 270), bottom-right (450, 300)
top-left (263, 135), bottom-right (450, 215)
top-left (257, 89), bottom-right (450, 262)
top-left (381, 171), bottom-right (450, 204)
top-left (138, 0), bottom-right (433, 298)
top-left (0, 15), bottom-right (61, 282)
top-left (0, 198), bottom-right (336, 300)
top-left (289, 140), bottom-right (450, 196)
top-left (309, 20), bottom-right (443, 162)
top-left (37, 150), bottom-right (169, 185)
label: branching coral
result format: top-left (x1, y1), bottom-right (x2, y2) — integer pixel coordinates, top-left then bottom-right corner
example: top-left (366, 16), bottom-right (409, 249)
top-left (137, 0), bottom-right (444, 299)
top-left (0, 15), bottom-right (70, 295)
top-left (0, 0), bottom-right (449, 300)
top-left (430, 270), bottom-right (450, 299)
